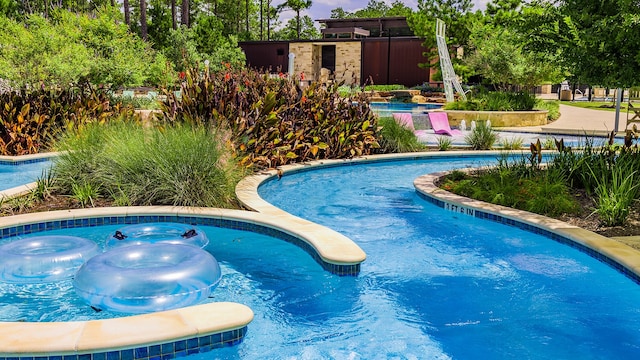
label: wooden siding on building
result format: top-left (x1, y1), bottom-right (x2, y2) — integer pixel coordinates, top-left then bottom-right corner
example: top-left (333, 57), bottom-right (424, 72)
top-left (361, 37), bottom-right (431, 87)
top-left (240, 41), bottom-right (290, 73)
top-left (240, 37), bottom-right (432, 88)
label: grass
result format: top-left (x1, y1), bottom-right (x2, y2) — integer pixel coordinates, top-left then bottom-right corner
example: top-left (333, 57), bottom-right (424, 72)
top-left (52, 120), bottom-right (246, 208)
top-left (441, 136), bottom-right (640, 227)
top-left (378, 116), bottom-right (424, 152)
top-left (562, 101), bottom-right (634, 112)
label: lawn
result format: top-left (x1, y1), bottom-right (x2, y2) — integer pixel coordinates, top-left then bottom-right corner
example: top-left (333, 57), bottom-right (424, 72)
top-left (562, 100), bottom-right (635, 112)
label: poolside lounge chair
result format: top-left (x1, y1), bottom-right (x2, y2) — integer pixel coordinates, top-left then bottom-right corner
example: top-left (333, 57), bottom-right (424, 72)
top-left (428, 112), bottom-right (463, 136)
top-left (392, 113), bottom-right (428, 137)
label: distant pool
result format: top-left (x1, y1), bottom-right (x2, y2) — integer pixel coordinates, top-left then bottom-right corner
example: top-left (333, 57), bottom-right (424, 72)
top-left (0, 158), bottom-right (52, 192)
top-left (370, 102), bottom-right (442, 117)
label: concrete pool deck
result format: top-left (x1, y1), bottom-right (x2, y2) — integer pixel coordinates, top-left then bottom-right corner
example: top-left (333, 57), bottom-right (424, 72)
top-left (498, 103), bottom-right (624, 136)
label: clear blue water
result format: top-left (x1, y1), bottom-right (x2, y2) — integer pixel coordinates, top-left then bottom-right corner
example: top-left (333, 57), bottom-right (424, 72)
top-left (0, 160), bottom-right (51, 191)
top-left (1, 155), bottom-right (640, 359)
top-left (369, 101), bottom-right (442, 118)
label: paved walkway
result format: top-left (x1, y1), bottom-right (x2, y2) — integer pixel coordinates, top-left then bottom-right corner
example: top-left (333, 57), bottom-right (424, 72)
top-left (499, 104), bottom-right (628, 136)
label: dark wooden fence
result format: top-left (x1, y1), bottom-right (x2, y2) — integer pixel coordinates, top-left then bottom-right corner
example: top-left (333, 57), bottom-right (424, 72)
top-left (361, 37), bottom-right (431, 88)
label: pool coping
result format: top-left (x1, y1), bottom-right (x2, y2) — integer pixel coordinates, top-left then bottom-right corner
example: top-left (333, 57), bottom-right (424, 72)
top-left (413, 169), bottom-right (640, 282)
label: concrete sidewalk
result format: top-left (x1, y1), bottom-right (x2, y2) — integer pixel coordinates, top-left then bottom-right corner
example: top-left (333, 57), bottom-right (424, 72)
top-left (498, 104), bottom-right (631, 137)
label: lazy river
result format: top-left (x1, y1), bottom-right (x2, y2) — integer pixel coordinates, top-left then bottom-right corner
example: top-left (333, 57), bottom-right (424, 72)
top-left (1, 153), bottom-right (639, 359)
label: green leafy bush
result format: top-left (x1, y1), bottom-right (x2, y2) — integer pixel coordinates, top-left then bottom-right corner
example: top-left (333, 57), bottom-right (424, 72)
top-left (536, 100), bottom-right (560, 121)
top-left (442, 159), bottom-right (580, 217)
top-left (0, 8), bottom-right (172, 88)
top-left (160, 67), bottom-right (381, 169)
top-left (53, 121), bottom-right (245, 208)
top-left (0, 87), bottom-right (136, 155)
top-left (364, 85), bottom-right (406, 92)
top-left (444, 91), bottom-right (539, 111)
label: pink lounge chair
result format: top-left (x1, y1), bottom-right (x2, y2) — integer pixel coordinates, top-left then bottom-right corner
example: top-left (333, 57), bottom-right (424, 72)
top-left (428, 112), bottom-right (462, 136)
top-left (392, 113), bottom-right (428, 137)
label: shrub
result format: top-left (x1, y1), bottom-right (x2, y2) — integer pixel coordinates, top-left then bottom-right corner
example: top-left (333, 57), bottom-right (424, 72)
top-left (0, 86), bottom-right (136, 155)
top-left (0, 8), bottom-right (169, 88)
top-left (500, 136), bottom-right (524, 150)
top-left (465, 121), bottom-right (497, 150)
top-left (160, 67), bottom-right (381, 169)
top-left (378, 117), bottom-right (423, 153)
top-left (53, 121), bottom-right (245, 208)
top-left (364, 84), bottom-right (406, 92)
top-left (444, 91), bottom-right (539, 112)
top-left (536, 100), bottom-right (560, 121)
top-left (437, 136), bottom-right (453, 151)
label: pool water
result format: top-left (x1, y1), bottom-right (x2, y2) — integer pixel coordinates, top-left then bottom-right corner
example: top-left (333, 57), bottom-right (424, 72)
top-left (369, 102), bottom-right (442, 118)
top-left (0, 160), bottom-right (51, 191)
top-left (253, 155), bottom-right (640, 359)
top-left (2, 155), bottom-right (640, 359)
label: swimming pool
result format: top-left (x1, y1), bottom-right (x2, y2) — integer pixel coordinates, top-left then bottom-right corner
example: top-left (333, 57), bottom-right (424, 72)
top-left (0, 157), bottom-right (52, 192)
top-left (249, 154), bottom-right (640, 359)
top-left (369, 101), bottom-right (442, 118)
top-left (2, 153), bottom-right (640, 359)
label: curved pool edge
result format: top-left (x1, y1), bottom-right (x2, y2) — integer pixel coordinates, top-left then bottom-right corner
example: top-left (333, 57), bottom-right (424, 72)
top-left (414, 171), bottom-right (640, 283)
top-left (236, 151), bottom-right (522, 269)
top-left (0, 206), bottom-right (278, 358)
top-left (0, 302), bottom-right (253, 357)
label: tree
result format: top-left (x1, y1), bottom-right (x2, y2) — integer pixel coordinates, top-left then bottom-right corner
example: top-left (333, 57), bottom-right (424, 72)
top-left (277, 0), bottom-right (312, 40)
top-left (272, 15), bottom-right (319, 40)
top-left (0, 8), bottom-right (170, 88)
top-left (330, 7), bottom-right (350, 19)
top-left (329, 0), bottom-right (411, 19)
top-left (523, 0), bottom-right (640, 89)
top-left (464, 21), bottom-right (562, 90)
top-left (407, 0), bottom-right (476, 73)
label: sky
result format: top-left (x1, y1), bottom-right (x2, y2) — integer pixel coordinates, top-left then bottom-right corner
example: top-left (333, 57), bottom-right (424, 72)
top-left (275, 0), bottom-right (491, 25)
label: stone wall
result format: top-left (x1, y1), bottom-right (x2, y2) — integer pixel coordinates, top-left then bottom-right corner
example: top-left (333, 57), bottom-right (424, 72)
top-left (443, 110), bottom-right (549, 127)
top-left (288, 41), bottom-right (362, 86)
top-left (288, 43), bottom-right (314, 80)
top-left (334, 42), bottom-right (361, 85)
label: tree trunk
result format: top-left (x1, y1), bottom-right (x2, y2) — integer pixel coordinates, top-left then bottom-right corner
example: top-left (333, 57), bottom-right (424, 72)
top-left (181, 0), bottom-right (189, 27)
top-left (296, 9), bottom-right (300, 39)
top-left (260, 0), bottom-right (263, 40)
top-left (171, 0), bottom-right (177, 30)
top-left (246, 0), bottom-right (249, 34)
top-left (140, 0), bottom-right (147, 40)
top-left (123, 0), bottom-right (130, 26)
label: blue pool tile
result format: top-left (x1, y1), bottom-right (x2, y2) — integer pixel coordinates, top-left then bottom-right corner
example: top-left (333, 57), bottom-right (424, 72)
top-left (121, 349), bottom-right (134, 360)
top-left (186, 337), bottom-right (199, 349)
top-left (148, 345), bottom-right (161, 357)
top-left (161, 343), bottom-right (174, 355)
top-left (134, 346), bottom-right (149, 359)
top-left (174, 340), bottom-right (186, 352)
top-left (105, 351), bottom-right (119, 360)
top-left (91, 353), bottom-right (106, 360)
